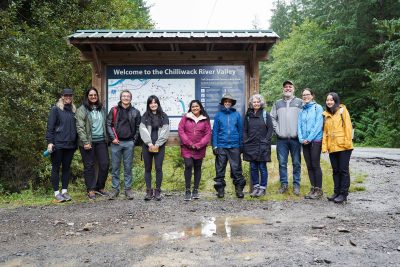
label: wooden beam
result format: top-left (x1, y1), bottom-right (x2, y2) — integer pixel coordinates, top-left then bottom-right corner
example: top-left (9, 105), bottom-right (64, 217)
top-left (79, 50), bottom-right (268, 63)
top-left (90, 44), bottom-right (101, 77)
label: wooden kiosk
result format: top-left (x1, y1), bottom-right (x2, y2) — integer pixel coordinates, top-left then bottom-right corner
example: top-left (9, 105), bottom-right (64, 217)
top-left (67, 29), bottom-right (278, 141)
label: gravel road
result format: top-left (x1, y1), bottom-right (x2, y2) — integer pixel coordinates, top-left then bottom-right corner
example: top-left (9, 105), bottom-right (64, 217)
top-left (1, 148), bottom-right (399, 266)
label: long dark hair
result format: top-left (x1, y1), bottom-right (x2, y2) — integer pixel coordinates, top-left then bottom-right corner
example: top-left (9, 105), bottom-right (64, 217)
top-left (325, 92), bottom-right (340, 114)
top-left (188, 100), bottom-right (209, 120)
top-left (142, 95), bottom-right (164, 127)
top-left (146, 95), bottom-right (163, 115)
top-left (83, 87), bottom-right (102, 111)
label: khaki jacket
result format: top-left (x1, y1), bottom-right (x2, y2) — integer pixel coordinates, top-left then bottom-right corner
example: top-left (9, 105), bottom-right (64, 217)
top-left (322, 104), bottom-right (353, 153)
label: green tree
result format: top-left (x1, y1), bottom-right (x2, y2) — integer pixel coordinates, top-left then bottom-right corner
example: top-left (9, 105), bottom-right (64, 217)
top-left (0, 0), bottom-right (153, 192)
top-left (261, 20), bottom-right (332, 104)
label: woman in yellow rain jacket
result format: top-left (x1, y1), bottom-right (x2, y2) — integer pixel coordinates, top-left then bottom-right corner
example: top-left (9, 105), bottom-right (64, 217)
top-left (322, 92), bottom-right (353, 203)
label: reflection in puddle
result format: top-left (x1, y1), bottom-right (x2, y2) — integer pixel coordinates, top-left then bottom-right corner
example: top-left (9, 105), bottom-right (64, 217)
top-left (163, 217), bottom-right (264, 241)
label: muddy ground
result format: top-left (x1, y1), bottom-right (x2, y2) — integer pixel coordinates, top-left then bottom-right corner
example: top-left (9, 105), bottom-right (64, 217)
top-left (1, 148), bottom-right (400, 267)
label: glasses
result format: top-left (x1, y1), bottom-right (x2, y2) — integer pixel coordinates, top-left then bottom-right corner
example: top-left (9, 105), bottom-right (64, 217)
top-left (302, 93), bottom-right (311, 97)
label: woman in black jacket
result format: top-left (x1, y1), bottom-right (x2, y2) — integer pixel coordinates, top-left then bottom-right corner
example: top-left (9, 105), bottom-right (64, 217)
top-left (45, 88), bottom-right (77, 203)
top-left (243, 94), bottom-right (273, 197)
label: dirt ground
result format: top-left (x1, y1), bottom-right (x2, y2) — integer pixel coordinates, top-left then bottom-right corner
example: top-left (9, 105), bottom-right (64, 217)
top-left (1, 148), bottom-right (400, 267)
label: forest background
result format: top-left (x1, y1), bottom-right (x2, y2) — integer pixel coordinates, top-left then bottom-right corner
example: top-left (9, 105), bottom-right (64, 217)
top-left (0, 0), bottom-right (399, 194)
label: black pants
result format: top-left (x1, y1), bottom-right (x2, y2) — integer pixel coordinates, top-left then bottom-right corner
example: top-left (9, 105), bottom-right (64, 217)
top-left (214, 147), bottom-right (246, 188)
top-left (79, 141), bottom-right (109, 191)
top-left (142, 144), bottom-right (165, 189)
top-left (302, 142), bottom-right (323, 188)
top-left (329, 149), bottom-right (353, 196)
top-left (50, 148), bottom-right (75, 191)
top-left (184, 158), bottom-right (203, 190)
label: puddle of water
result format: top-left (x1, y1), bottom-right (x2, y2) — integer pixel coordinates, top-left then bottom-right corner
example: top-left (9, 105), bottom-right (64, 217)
top-left (163, 216), bottom-right (264, 241)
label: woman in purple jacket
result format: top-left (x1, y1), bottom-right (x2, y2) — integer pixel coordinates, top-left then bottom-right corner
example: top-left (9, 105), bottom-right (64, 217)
top-left (178, 100), bottom-right (211, 201)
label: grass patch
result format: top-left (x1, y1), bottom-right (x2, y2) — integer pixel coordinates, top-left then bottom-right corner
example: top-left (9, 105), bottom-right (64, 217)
top-left (0, 146), bottom-right (367, 207)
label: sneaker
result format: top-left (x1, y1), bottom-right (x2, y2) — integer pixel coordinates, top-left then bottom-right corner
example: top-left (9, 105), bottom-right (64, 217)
top-left (54, 193), bottom-right (66, 203)
top-left (125, 189), bottom-right (134, 200)
top-left (192, 189), bottom-right (199, 200)
top-left (88, 191), bottom-right (96, 200)
top-left (327, 193), bottom-right (339, 201)
top-left (62, 192), bottom-right (72, 201)
top-left (250, 186), bottom-right (260, 197)
top-left (144, 188), bottom-right (153, 201)
top-left (256, 188), bottom-right (266, 197)
top-left (95, 190), bottom-right (109, 197)
top-left (184, 190), bottom-right (191, 201)
top-left (108, 188), bottom-right (119, 200)
top-left (333, 194), bottom-right (347, 203)
top-left (278, 184), bottom-right (288, 194)
top-left (293, 185), bottom-right (300, 196)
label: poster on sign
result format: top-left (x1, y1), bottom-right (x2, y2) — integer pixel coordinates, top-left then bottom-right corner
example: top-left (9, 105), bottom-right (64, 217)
top-left (106, 65), bottom-right (245, 131)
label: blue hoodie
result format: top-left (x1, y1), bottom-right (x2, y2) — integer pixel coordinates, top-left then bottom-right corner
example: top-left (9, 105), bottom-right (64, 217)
top-left (212, 106), bottom-right (243, 148)
top-left (297, 101), bottom-right (323, 143)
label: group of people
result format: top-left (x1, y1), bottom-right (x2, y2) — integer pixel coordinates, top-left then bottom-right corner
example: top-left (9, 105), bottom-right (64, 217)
top-left (46, 88), bottom-right (170, 202)
top-left (271, 80), bottom-right (354, 203)
top-left (46, 80), bottom-right (354, 204)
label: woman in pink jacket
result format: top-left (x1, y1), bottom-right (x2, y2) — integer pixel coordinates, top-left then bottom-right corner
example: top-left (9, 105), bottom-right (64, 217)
top-left (178, 100), bottom-right (211, 201)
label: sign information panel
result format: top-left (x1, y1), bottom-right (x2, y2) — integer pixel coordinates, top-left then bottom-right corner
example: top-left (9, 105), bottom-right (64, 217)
top-left (106, 65), bottom-right (245, 131)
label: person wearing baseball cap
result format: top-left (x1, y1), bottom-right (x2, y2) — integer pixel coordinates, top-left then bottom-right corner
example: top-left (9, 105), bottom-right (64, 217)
top-left (45, 88), bottom-right (77, 203)
top-left (212, 93), bottom-right (246, 198)
top-left (270, 80), bottom-right (303, 196)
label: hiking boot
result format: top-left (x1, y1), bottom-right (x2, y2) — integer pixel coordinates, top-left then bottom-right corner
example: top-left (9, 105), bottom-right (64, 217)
top-left (278, 184), bottom-right (288, 194)
top-left (214, 184), bottom-right (225, 198)
top-left (327, 193), bottom-right (339, 201)
top-left (184, 189), bottom-right (191, 201)
top-left (192, 189), bottom-right (199, 200)
top-left (125, 189), bottom-right (134, 200)
top-left (154, 188), bottom-right (162, 201)
top-left (293, 185), bottom-right (300, 196)
top-left (108, 188), bottom-right (119, 200)
top-left (62, 192), bottom-right (72, 201)
top-left (144, 188), bottom-right (153, 201)
top-left (95, 190), bottom-right (109, 197)
top-left (256, 188), bottom-right (266, 197)
top-left (88, 191), bottom-right (96, 200)
top-left (250, 186), bottom-right (260, 198)
top-left (310, 187), bottom-right (323, 199)
top-left (333, 194), bottom-right (347, 204)
top-left (235, 186), bottom-right (245, 199)
top-left (304, 187), bottom-right (315, 199)
top-left (54, 193), bottom-right (66, 203)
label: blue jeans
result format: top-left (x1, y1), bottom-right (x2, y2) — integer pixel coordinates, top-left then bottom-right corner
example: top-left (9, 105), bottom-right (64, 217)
top-left (276, 138), bottom-right (301, 186)
top-left (111, 141), bottom-right (134, 191)
top-left (250, 161), bottom-right (268, 188)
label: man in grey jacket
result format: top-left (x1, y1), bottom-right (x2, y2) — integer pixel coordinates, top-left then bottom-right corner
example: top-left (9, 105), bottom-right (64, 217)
top-left (270, 80), bottom-right (303, 195)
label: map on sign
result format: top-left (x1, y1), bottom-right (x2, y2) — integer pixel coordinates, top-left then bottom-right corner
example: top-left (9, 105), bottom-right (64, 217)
top-left (107, 78), bottom-right (195, 116)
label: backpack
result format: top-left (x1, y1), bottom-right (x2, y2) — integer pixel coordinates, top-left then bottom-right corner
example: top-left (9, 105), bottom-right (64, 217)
top-left (339, 107), bottom-right (355, 140)
top-left (323, 107), bottom-right (355, 140)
